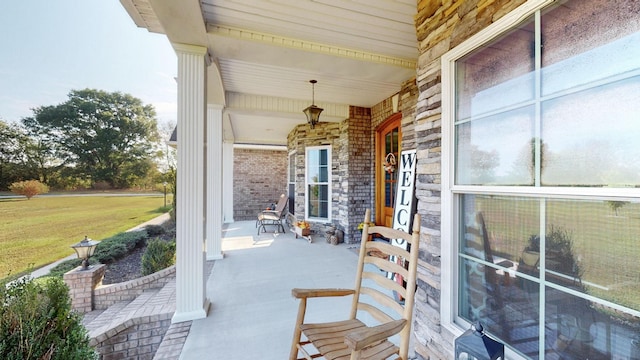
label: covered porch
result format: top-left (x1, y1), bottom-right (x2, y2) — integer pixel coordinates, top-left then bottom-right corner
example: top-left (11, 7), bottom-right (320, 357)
top-left (159, 220), bottom-right (409, 359)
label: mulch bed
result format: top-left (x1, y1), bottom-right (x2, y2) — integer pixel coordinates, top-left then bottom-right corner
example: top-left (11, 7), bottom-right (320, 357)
top-left (102, 245), bottom-right (145, 284)
top-left (101, 228), bottom-right (175, 285)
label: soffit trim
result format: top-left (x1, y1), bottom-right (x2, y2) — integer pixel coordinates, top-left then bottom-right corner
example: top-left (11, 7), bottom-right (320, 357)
top-left (208, 24), bottom-right (416, 69)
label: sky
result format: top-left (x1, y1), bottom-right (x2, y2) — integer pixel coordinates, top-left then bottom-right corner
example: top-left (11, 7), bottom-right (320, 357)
top-left (0, 1), bottom-right (177, 126)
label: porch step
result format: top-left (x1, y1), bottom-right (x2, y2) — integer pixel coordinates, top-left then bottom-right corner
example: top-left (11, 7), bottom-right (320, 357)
top-left (82, 278), bottom-right (176, 359)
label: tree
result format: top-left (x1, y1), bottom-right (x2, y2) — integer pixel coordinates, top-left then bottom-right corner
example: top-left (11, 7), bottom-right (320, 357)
top-left (0, 120), bottom-right (39, 189)
top-left (607, 200), bottom-right (628, 216)
top-left (23, 89), bottom-right (160, 188)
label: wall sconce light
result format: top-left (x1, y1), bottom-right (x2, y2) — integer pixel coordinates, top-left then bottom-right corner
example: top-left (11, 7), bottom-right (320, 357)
top-left (71, 236), bottom-right (100, 270)
top-left (303, 80), bottom-right (323, 129)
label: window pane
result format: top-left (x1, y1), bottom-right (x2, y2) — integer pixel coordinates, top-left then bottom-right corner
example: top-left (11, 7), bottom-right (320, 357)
top-left (288, 183), bottom-right (295, 214)
top-left (545, 199), bottom-right (640, 312)
top-left (319, 165), bottom-right (328, 183)
top-left (319, 149), bottom-right (328, 166)
top-left (541, 77), bottom-right (640, 186)
top-left (541, 0), bottom-right (640, 96)
top-left (459, 257), bottom-right (541, 358)
top-left (545, 287), bottom-right (640, 360)
top-left (385, 181), bottom-right (395, 208)
top-left (307, 150), bottom-right (319, 182)
top-left (308, 184), bottom-right (319, 218)
top-left (456, 17), bottom-right (535, 121)
top-left (308, 184), bottom-right (328, 219)
top-left (456, 106), bottom-right (535, 185)
top-left (460, 195), bottom-right (540, 271)
top-left (318, 184), bottom-right (329, 218)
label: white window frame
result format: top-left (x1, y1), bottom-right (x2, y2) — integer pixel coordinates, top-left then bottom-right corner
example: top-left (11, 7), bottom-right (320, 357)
top-left (305, 145), bottom-right (332, 222)
top-left (441, 0), bottom-right (640, 357)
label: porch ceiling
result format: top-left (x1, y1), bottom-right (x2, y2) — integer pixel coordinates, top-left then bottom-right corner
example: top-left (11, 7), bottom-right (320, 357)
top-left (120, 0), bottom-right (418, 146)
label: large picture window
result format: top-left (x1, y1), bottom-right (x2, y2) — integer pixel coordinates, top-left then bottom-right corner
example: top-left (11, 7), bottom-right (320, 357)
top-left (444, 1), bottom-right (640, 359)
top-left (305, 146), bottom-right (331, 221)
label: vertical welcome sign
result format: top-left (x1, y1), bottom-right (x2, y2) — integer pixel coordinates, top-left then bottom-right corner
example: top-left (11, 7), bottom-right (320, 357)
top-left (388, 149), bottom-right (417, 291)
top-left (392, 149), bottom-right (417, 247)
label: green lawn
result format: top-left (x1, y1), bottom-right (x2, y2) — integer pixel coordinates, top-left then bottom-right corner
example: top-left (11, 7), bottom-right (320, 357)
top-left (0, 194), bottom-right (169, 279)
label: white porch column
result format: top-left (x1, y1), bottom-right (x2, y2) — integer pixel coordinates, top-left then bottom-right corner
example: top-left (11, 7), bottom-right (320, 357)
top-left (223, 141), bottom-right (234, 223)
top-left (206, 105), bottom-right (224, 260)
top-left (172, 43), bottom-right (210, 323)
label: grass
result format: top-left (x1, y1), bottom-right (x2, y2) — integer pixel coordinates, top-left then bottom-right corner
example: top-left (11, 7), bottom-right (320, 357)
top-left (0, 194), bottom-right (171, 279)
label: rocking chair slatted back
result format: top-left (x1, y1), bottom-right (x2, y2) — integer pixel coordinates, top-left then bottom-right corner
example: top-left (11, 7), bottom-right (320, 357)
top-left (289, 209), bottom-right (420, 360)
top-left (350, 211), bottom-right (420, 332)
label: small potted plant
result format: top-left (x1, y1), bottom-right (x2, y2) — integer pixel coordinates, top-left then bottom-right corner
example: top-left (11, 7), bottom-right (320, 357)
top-left (294, 220), bottom-right (311, 238)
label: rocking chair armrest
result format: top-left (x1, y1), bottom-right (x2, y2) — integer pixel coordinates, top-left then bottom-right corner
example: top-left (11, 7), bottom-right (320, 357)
top-left (344, 319), bottom-right (407, 351)
top-left (291, 288), bottom-right (355, 299)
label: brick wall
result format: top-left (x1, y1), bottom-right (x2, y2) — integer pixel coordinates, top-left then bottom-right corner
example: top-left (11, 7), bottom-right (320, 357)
top-left (413, 1), bottom-right (526, 359)
top-left (63, 264), bottom-right (106, 313)
top-left (233, 148), bottom-right (287, 221)
top-left (341, 107), bottom-right (372, 243)
top-left (91, 315), bottom-right (172, 360)
top-left (93, 266), bottom-right (175, 310)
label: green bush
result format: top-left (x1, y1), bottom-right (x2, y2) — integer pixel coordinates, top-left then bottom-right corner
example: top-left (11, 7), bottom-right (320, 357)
top-left (144, 224), bottom-right (166, 237)
top-left (9, 179), bottom-right (50, 199)
top-left (0, 277), bottom-right (98, 359)
top-left (142, 238), bottom-right (176, 276)
top-left (93, 231), bottom-right (148, 264)
top-left (46, 258), bottom-right (97, 278)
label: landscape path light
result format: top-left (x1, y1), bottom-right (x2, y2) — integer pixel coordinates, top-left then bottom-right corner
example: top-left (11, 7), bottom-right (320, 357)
top-left (71, 236), bottom-right (100, 270)
top-left (163, 181), bottom-right (168, 207)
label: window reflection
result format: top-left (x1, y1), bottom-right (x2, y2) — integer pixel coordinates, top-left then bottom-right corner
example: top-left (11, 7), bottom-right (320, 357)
top-left (459, 195), bottom-right (640, 358)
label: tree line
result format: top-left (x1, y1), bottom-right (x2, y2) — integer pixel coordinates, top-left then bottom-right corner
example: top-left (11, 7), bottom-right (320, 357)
top-left (0, 89), bottom-right (173, 191)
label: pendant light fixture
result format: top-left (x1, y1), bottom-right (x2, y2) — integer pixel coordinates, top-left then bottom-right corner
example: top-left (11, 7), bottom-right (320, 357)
top-left (303, 80), bottom-right (323, 129)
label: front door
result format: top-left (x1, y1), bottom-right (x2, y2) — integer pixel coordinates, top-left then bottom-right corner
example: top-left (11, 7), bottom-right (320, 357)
top-left (375, 113), bottom-right (401, 226)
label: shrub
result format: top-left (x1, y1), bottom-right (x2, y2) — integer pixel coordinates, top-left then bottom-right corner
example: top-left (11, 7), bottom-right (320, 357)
top-left (142, 238), bottom-right (176, 276)
top-left (526, 225), bottom-right (583, 279)
top-left (93, 231), bottom-right (148, 264)
top-left (9, 179), bottom-right (50, 199)
top-left (144, 224), bottom-right (166, 237)
top-left (0, 277), bottom-right (98, 359)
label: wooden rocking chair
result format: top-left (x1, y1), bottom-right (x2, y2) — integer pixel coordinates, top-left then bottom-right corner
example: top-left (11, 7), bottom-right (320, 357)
top-left (289, 209), bottom-right (420, 360)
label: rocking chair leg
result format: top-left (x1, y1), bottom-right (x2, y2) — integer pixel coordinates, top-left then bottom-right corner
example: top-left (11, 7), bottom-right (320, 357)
top-left (289, 298), bottom-right (308, 360)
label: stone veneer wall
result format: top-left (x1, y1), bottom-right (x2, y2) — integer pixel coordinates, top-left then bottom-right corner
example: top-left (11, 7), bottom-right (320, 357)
top-left (288, 121), bottom-right (345, 237)
top-left (233, 148), bottom-right (287, 221)
top-left (287, 108), bottom-right (373, 243)
top-left (412, 0), bottom-right (526, 359)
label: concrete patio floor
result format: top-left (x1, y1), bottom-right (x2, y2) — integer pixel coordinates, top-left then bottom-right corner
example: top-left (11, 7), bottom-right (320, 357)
top-left (180, 221), bottom-right (361, 359)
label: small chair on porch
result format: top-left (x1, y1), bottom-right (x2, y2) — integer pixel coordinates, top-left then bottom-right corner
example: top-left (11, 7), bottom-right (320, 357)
top-left (289, 209), bottom-right (420, 360)
top-left (257, 193), bottom-right (288, 235)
